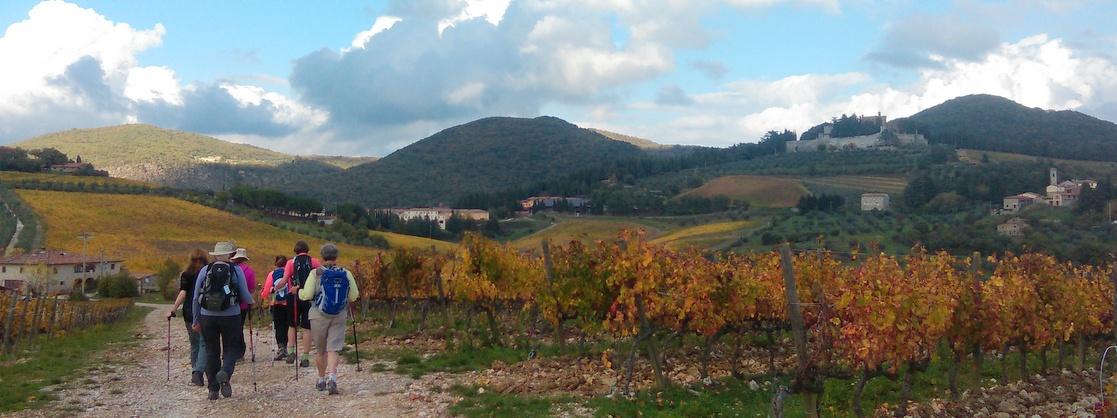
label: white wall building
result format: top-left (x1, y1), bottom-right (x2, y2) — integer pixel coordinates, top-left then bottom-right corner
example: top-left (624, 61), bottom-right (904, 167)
top-left (860, 193), bottom-right (891, 211)
top-left (390, 208), bottom-right (490, 230)
top-left (0, 250), bottom-right (123, 295)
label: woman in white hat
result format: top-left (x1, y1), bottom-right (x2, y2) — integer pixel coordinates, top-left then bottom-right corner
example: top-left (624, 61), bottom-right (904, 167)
top-left (191, 241), bottom-right (255, 400)
top-left (231, 248), bottom-right (257, 326)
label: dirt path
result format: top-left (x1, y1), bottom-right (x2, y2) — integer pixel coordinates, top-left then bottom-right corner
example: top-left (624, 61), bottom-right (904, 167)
top-left (2, 200), bottom-right (22, 256)
top-left (13, 303), bottom-right (455, 418)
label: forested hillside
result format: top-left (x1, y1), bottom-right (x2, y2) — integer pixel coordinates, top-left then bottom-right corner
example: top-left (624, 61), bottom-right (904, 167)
top-left (892, 94), bottom-right (1117, 161)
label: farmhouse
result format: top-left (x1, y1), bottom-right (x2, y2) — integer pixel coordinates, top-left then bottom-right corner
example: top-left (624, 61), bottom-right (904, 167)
top-left (391, 207), bottom-right (490, 230)
top-left (0, 250), bottom-right (123, 295)
top-left (1002, 192), bottom-right (1042, 213)
top-left (45, 162), bottom-right (91, 173)
top-left (997, 217), bottom-right (1028, 237)
top-left (860, 193), bottom-right (891, 211)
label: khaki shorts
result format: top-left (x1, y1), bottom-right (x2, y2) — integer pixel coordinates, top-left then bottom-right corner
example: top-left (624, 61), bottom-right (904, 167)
top-left (309, 307), bottom-right (348, 352)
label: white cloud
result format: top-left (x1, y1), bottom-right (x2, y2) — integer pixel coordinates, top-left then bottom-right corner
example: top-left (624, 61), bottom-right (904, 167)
top-left (347, 15), bottom-right (402, 51)
top-left (438, 0), bottom-right (511, 35)
top-left (124, 66), bottom-right (181, 105)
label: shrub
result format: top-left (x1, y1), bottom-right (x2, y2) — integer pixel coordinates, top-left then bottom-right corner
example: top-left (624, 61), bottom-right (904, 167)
top-left (97, 273), bottom-right (139, 298)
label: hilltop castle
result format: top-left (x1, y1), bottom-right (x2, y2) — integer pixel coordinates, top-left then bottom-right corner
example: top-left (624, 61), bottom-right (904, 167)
top-left (785, 114), bottom-right (927, 153)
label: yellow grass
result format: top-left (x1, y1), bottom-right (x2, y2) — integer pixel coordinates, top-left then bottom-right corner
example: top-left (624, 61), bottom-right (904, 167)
top-left (680, 175), bottom-right (807, 208)
top-left (0, 171), bottom-right (153, 187)
top-left (511, 218), bottom-right (659, 250)
top-left (17, 190), bottom-right (382, 275)
top-left (373, 231), bottom-right (455, 252)
top-left (650, 220), bottom-right (752, 249)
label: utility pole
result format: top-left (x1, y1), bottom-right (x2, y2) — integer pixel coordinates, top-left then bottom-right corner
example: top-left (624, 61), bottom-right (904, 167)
top-left (76, 232), bottom-right (93, 296)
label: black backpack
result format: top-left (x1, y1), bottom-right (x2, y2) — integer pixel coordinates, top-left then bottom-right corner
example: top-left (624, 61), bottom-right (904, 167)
top-left (293, 254), bottom-right (313, 288)
top-left (200, 261), bottom-right (239, 311)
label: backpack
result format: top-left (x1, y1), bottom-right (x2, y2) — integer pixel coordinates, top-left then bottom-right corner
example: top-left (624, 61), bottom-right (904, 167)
top-left (200, 261), bottom-right (239, 311)
top-left (313, 266), bottom-right (350, 316)
top-left (271, 268), bottom-right (286, 301)
top-left (293, 254), bottom-right (313, 288)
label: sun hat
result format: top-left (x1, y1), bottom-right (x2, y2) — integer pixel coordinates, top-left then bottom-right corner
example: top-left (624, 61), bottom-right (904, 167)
top-left (209, 241), bottom-right (236, 256)
top-left (232, 248), bottom-right (250, 261)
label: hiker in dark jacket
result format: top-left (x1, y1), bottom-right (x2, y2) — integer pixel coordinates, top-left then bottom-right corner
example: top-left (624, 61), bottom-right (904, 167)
top-left (192, 241), bottom-right (255, 400)
top-left (298, 243), bottom-right (359, 395)
top-left (166, 249), bottom-right (209, 387)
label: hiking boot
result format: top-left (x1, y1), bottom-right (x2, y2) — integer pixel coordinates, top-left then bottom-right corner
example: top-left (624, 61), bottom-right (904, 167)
top-left (216, 370), bottom-right (232, 398)
top-left (316, 379), bottom-right (327, 391)
top-left (285, 355), bottom-right (296, 364)
top-left (299, 359), bottom-right (310, 368)
top-left (191, 371), bottom-right (205, 387)
top-left (327, 380), bottom-right (339, 395)
top-left (208, 390), bottom-right (219, 400)
top-left (273, 350), bottom-right (288, 362)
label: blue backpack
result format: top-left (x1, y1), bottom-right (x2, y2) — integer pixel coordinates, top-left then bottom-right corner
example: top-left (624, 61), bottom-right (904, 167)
top-left (271, 268), bottom-right (286, 301)
top-left (314, 266), bottom-right (350, 316)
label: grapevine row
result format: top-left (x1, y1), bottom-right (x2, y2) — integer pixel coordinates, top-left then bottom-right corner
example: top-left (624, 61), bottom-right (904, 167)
top-left (0, 290), bottom-right (133, 354)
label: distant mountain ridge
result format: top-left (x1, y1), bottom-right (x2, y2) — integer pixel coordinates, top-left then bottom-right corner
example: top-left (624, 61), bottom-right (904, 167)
top-left (891, 94), bottom-right (1117, 162)
top-left (13, 124), bottom-right (367, 190)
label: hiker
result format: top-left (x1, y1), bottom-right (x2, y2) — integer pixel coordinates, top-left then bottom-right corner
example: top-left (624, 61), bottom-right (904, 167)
top-left (166, 249), bottom-right (209, 387)
top-left (260, 255), bottom-right (290, 360)
top-left (192, 241), bottom-right (255, 400)
top-left (298, 243), bottom-right (359, 395)
top-left (230, 248), bottom-right (257, 360)
top-left (278, 240), bottom-right (319, 368)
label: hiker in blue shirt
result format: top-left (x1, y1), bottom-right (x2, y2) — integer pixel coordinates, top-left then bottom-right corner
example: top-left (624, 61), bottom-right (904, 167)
top-left (191, 241), bottom-right (255, 400)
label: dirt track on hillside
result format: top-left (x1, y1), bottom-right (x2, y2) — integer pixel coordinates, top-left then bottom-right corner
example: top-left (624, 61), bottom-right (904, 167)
top-left (8, 303), bottom-right (455, 418)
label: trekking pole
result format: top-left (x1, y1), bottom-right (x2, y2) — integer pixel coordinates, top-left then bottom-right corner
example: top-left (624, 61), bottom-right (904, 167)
top-left (248, 307), bottom-right (257, 393)
top-left (165, 316), bottom-right (171, 382)
top-left (349, 305), bottom-right (361, 372)
top-left (293, 293), bottom-right (299, 382)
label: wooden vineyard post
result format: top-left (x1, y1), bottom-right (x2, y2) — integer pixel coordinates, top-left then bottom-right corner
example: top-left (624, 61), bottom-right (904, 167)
top-left (778, 243), bottom-right (818, 418)
top-left (30, 296), bottom-right (43, 343)
top-left (3, 290), bottom-right (17, 353)
top-left (540, 240), bottom-right (564, 349)
top-left (971, 252), bottom-right (983, 373)
top-left (47, 296), bottom-right (59, 337)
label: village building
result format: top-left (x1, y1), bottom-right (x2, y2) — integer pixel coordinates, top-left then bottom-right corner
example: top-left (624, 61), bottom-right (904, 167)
top-left (1001, 168), bottom-right (1098, 212)
top-left (997, 217), bottom-right (1029, 237)
top-left (0, 250), bottom-right (123, 295)
top-left (390, 207), bottom-right (490, 230)
top-left (860, 193), bottom-right (891, 211)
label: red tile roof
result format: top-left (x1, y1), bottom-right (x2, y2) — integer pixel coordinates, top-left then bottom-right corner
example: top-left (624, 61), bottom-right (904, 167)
top-left (0, 250), bottom-right (122, 266)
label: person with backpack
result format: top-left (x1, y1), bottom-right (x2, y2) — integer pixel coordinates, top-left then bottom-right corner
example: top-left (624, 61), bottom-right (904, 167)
top-left (191, 241), bottom-right (255, 400)
top-left (298, 243), bottom-right (359, 395)
top-left (260, 255), bottom-right (290, 361)
top-left (278, 241), bottom-right (320, 368)
top-left (230, 248), bottom-right (257, 361)
top-left (166, 249), bottom-right (209, 387)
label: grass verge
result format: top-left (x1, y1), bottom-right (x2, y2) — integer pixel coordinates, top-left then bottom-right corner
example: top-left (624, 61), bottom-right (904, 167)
top-left (0, 305), bottom-right (151, 412)
top-left (448, 384), bottom-right (569, 418)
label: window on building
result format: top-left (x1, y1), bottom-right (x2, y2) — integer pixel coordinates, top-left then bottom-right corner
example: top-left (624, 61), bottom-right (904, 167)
top-left (1, 266), bottom-right (5, 273)
top-left (53, 267), bottom-right (58, 274)
top-left (111, 263), bottom-right (116, 270)
top-left (19, 267), bottom-right (23, 274)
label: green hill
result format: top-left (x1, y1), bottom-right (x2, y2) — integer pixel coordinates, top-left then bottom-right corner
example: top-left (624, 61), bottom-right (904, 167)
top-left (891, 94), bottom-right (1117, 162)
top-left (12, 124), bottom-right (367, 190)
top-left (321, 116), bottom-right (645, 207)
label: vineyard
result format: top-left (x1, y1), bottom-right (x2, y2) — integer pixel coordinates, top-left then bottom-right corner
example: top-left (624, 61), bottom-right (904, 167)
top-left (0, 290), bottom-right (133, 354)
top-left (335, 231), bottom-right (1117, 416)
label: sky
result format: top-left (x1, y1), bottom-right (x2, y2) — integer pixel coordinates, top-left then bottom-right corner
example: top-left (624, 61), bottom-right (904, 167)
top-left (0, 0), bottom-right (1115, 156)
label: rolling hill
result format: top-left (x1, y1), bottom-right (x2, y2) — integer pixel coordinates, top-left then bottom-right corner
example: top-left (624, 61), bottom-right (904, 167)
top-left (13, 124), bottom-right (362, 191)
top-left (321, 116), bottom-right (645, 207)
top-left (891, 94), bottom-right (1117, 162)
top-left (678, 175), bottom-right (807, 208)
top-left (15, 190), bottom-right (384, 275)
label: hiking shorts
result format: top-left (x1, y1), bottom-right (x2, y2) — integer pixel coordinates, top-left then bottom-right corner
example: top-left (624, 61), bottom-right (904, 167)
top-left (309, 308), bottom-right (348, 352)
top-left (286, 297), bottom-right (311, 330)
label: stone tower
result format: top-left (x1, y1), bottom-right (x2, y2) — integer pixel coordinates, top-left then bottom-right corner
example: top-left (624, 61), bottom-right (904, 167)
top-left (1049, 167), bottom-right (1058, 186)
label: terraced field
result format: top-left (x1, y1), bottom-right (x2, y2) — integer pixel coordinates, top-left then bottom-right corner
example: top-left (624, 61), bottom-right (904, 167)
top-left (17, 190), bottom-right (382, 274)
top-left (678, 175), bottom-right (807, 207)
top-left (650, 220), bottom-right (753, 250)
top-left (511, 217), bottom-right (660, 250)
top-left (795, 175), bottom-right (907, 194)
